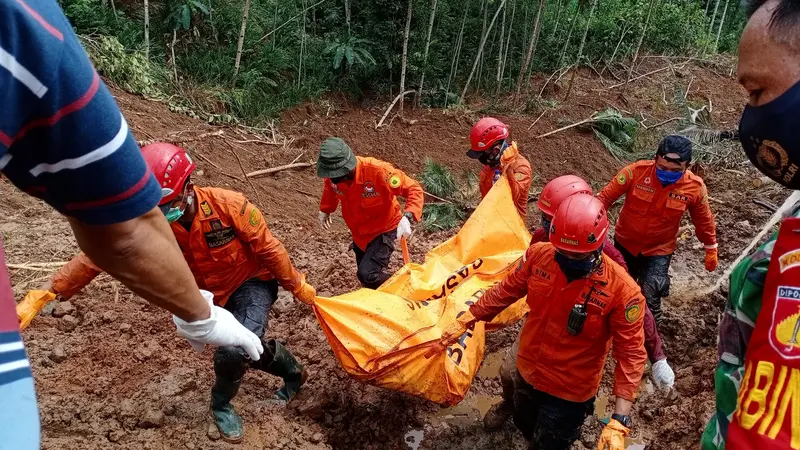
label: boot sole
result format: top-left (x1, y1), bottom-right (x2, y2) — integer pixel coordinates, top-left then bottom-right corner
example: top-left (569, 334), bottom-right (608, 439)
top-left (216, 423), bottom-right (244, 444)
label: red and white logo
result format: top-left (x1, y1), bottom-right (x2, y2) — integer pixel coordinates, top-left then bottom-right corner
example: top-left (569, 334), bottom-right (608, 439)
top-left (769, 285), bottom-right (800, 359)
top-left (364, 181), bottom-right (375, 193)
top-left (644, 176), bottom-right (651, 185)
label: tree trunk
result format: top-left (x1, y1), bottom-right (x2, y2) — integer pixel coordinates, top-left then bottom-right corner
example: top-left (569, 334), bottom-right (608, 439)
top-left (714, 0), bottom-right (730, 51)
top-left (606, 23), bottom-right (631, 67)
top-left (399, 0), bottom-right (413, 113)
top-left (564, 0), bottom-right (597, 100)
top-left (549, 0), bottom-right (564, 39)
top-left (708, 0), bottom-right (721, 39)
top-left (143, 0), bottom-right (149, 59)
top-left (170, 30), bottom-right (178, 83)
top-left (232, 0), bottom-right (252, 86)
top-left (621, 0), bottom-right (657, 95)
top-left (416, 0), bottom-right (438, 107)
top-left (513, 0), bottom-right (546, 106)
top-left (446, 1), bottom-right (470, 106)
top-left (460, 0), bottom-right (507, 103)
top-left (499, 0), bottom-right (516, 86)
top-left (494, 2), bottom-right (507, 99)
top-left (557, 3), bottom-right (579, 70)
top-left (298, 0), bottom-right (307, 88)
top-left (272, 2), bottom-right (278, 49)
top-left (344, 0), bottom-right (351, 34)
top-left (476, 0), bottom-right (488, 93)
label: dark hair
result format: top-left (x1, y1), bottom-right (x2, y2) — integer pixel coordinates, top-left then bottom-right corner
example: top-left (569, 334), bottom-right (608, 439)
top-left (745, 0), bottom-right (800, 29)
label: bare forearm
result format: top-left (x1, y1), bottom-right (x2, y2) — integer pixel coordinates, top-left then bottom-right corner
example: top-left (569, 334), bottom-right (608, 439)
top-left (68, 207), bottom-right (210, 321)
top-left (614, 397), bottom-right (633, 416)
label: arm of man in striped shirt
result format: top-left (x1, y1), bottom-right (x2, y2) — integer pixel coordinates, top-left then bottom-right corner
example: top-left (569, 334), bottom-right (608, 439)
top-left (0, 2), bottom-right (257, 446)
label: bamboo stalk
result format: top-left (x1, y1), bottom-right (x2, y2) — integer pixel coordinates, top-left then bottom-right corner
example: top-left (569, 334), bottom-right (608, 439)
top-left (246, 162), bottom-right (313, 178)
top-left (536, 118), bottom-right (592, 138)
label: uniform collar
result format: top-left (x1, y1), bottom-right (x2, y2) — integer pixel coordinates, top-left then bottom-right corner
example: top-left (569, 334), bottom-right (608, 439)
top-left (499, 141), bottom-right (519, 167)
top-left (352, 157), bottom-right (365, 184)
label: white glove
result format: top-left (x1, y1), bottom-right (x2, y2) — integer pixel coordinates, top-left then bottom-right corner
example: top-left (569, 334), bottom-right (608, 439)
top-left (397, 215), bottom-right (413, 240)
top-left (318, 211), bottom-right (332, 230)
top-left (173, 290), bottom-right (264, 361)
top-left (652, 359), bottom-right (675, 390)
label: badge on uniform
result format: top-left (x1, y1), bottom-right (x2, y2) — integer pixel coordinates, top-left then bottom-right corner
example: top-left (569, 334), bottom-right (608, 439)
top-left (210, 220), bottom-right (222, 230)
top-left (200, 201), bottom-right (213, 217)
top-left (388, 174), bottom-right (402, 188)
top-left (770, 286), bottom-right (800, 358)
top-left (624, 299), bottom-right (641, 323)
top-left (249, 209), bottom-right (261, 226)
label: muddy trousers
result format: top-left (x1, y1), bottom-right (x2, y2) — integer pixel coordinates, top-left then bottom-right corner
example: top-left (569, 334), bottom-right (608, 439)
top-left (512, 371), bottom-right (594, 450)
top-left (615, 240), bottom-right (672, 324)
top-left (212, 278), bottom-right (280, 404)
top-left (353, 230), bottom-right (396, 289)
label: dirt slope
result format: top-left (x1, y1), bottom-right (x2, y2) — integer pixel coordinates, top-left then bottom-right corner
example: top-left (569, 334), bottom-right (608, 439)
top-left (6, 58), bottom-right (790, 450)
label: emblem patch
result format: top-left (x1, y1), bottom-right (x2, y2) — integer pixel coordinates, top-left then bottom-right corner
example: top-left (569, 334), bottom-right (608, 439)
top-left (200, 201), bottom-right (213, 217)
top-left (669, 192), bottom-right (690, 202)
top-left (779, 249), bottom-right (800, 273)
top-left (204, 227), bottom-right (235, 248)
top-left (644, 176), bottom-right (651, 184)
top-left (560, 237), bottom-right (579, 246)
top-left (210, 220), bottom-right (222, 230)
top-left (617, 174), bottom-right (626, 185)
top-left (769, 286), bottom-right (800, 359)
top-left (625, 303), bottom-right (641, 323)
top-left (635, 184), bottom-right (655, 193)
top-left (249, 209), bottom-right (261, 226)
top-left (514, 172), bottom-right (525, 181)
top-left (389, 175), bottom-right (402, 188)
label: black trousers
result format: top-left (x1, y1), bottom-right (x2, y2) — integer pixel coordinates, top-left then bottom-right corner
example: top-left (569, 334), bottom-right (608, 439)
top-left (213, 278), bottom-right (278, 382)
top-left (614, 240), bottom-right (672, 323)
top-left (353, 230), bottom-right (396, 289)
top-left (512, 370), bottom-right (594, 450)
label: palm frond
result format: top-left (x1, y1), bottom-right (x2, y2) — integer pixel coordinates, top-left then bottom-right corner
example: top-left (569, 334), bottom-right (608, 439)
top-left (419, 159), bottom-right (457, 198)
top-left (678, 127), bottom-right (738, 146)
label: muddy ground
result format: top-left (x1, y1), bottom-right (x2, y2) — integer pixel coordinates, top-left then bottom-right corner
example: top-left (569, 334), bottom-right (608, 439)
top-left (5, 58), bottom-right (791, 450)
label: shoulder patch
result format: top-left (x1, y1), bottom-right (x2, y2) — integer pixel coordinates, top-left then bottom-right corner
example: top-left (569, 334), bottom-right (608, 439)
top-left (200, 201), bottom-right (213, 217)
top-left (248, 208), bottom-right (261, 226)
top-left (617, 173), bottom-right (627, 185)
top-left (625, 300), bottom-right (642, 323)
top-left (514, 172), bottom-right (526, 181)
top-left (388, 174), bottom-right (402, 188)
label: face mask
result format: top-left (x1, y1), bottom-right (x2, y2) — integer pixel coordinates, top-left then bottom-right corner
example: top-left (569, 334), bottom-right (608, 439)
top-left (541, 214), bottom-right (552, 238)
top-left (164, 195), bottom-right (192, 223)
top-left (655, 168), bottom-right (683, 186)
top-left (739, 80), bottom-right (800, 189)
top-left (554, 250), bottom-right (599, 280)
top-left (478, 140), bottom-right (508, 167)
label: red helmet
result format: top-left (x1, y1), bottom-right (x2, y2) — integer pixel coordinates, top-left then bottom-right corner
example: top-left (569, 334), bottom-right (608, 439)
top-left (550, 194), bottom-right (608, 253)
top-left (537, 175), bottom-right (593, 216)
top-left (141, 143), bottom-right (196, 205)
top-left (467, 117), bottom-right (510, 158)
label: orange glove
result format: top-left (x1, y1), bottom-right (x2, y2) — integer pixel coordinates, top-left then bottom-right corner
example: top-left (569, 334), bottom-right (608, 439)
top-left (293, 281), bottom-right (317, 305)
top-left (597, 419), bottom-right (629, 450)
top-left (17, 290), bottom-right (57, 330)
top-left (705, 245), bottom-right (718, 272)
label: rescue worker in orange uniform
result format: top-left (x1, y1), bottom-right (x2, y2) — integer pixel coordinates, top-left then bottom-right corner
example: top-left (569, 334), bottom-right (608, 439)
top-left (598, 135), bottom-right (718, 323)
top-left (467, 117), bottom-right (533, 219)
top-left (438, 194), bottom-right (647, 450)
top-left (482, 175), bottom-right (673, 431)
top-left (39, 143), bottom-right (317, 443)
top-left (316, 137), bottom-right (424, 289)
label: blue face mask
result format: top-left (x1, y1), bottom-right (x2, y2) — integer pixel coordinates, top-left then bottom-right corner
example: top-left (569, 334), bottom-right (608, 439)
top-left (655, 168), bottom-right (683, 186)
top-left (554, 250), bottom-right (599, 280)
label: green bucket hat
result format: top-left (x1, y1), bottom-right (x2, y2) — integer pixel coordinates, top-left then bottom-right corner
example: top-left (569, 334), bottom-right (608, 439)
top-left (317, 137), bottom-right (357, 178)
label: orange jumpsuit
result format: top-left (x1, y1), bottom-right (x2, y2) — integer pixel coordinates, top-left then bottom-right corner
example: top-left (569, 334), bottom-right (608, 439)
top-left (597, 160), bottom-right (717, 256)
top-left (319, 156), bottom-right (424, 251)
top-left (470, 242), bottom-right (647, 402)
top-left (47, 186), bottom-right (303, 307)
top-left (479, 142), bottom-right (532, 219)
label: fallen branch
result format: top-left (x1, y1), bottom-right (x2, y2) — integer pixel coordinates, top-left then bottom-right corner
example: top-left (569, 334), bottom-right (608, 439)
top-left (293, 188), bottom-right (317, 198)
top-left (225, 142), bottom-right (263, 205)
top-left (753, 198), bottom-right (778, 212)
top-left (527, 110), bottom-right (548, 131)
top-left (233, 139), bottom-right (284, 146)
top-left (195, 151), bottom-right (245, 182)
top-left (707, 196), bottom-right (727, 206)
top-left (6, 264), bottom-right (62, 272)
top-left (246, 162), bottom-right (314, 178)
top-left (643, 117), bottom-right (681, 130)
top-left (537, 118), bottom-right (591, 139)
top-left (606, 66), bottom-right (671, 90)
top-left (722, 168), bottom-right (747, 177)
top-left (376, 90), bottom-right (416, 129)
top-left (136, 130), bottom-right (224, 147)
top-left (684, 76), bottom-right (694, 100)
top-left (423, 191), bottom-right (454, 204)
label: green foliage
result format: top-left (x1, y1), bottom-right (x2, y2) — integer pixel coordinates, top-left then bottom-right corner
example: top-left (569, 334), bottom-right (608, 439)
top-left (80, 35), bottom-right (168, 97)
top-left (62, 0), bottom-right (746, 124)
top-left (419, 159), bottom-right (469, 232)
top-left (325, 36), bottom-right (377, 70)
top-left (585, 109), bottom-right (640, 161)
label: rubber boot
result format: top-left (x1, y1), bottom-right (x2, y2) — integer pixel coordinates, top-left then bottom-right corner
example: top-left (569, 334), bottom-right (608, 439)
top-left (484, 400), bottom-right (514, 431)
top-left (210, 377), bottom-right (244, 443)
top-left (260, 339), bottom-right (308, 402)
